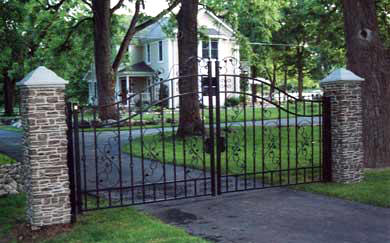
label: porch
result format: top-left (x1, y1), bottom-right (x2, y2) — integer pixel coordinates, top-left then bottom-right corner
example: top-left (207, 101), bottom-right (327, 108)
top-left (117, 62), bottom-right (157, 106)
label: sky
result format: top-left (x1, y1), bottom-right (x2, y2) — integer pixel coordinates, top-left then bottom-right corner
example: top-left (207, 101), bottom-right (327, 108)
top-left (111, 0), bottom-right (170, 16)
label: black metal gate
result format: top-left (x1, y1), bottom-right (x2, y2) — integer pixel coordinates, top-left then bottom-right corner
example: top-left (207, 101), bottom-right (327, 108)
top-left (67, 59), bottom-right (331, 217)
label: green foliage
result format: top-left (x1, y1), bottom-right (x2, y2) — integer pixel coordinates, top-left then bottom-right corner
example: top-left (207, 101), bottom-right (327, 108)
top-left (224, 96), bottom-right (240, 107)
top-left (0, 1), bottom-right (94, 104)
top-left (0, 153), bottom-right (16, 165)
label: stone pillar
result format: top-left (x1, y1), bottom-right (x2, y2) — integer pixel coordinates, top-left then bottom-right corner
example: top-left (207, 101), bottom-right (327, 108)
top-left (17, 66), bottom-right (70, 229)
top-left (320, 68), bottom-right (365, 183)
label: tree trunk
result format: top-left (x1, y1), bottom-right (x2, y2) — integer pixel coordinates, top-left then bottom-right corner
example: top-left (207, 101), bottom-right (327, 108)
top-left (176, 0), bottom-right (203, 137)
top-left (284, 64), bottom-right (288, 92)
top-left (269, 62), bottom-right (277, 100)
top-left (296, 46), bottom-right (304, 99)
top-left (92, 0), bottom-right (116, 120)
top-left (3, 74), bottom-right (15, 116)
top-left (342, 0), bottom-right (390, 168)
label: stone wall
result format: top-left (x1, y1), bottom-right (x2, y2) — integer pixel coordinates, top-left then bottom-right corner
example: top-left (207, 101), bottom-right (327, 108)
top-left (321, 69), bottom-right (364, 183)
top-left (17, 66), bottom-right (71, 229)
top-left (20, 87), bottom-right (71, 227)
top-left (0, 162), bottom-right (24, 196)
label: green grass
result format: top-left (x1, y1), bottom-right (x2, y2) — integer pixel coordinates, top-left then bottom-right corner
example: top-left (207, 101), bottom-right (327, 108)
top-left (292, 168), bottom-right (390, 208)
top-left (0, 125), bottom-right (22, 132)
top-left (0, 153), bottom-right (16, 165)
top-left (0, 194), bottom-right (26, 242)
top-left (124, 125), bottom-right (322, 184)
top-left (0, 194), bottom-right (210, 243)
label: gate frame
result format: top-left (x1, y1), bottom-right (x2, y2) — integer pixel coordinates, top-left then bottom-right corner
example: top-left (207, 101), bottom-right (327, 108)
top-left (67, 60), bottom-right (333, 219)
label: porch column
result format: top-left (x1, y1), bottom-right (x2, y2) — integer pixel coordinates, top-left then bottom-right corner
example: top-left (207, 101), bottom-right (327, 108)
top-left (17, 66), bottom-right (71, 229)
top-left (320, 68), bottom-right (365, 183)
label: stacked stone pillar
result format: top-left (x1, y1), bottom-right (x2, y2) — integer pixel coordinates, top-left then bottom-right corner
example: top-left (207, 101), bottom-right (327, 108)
top-left (320, 68), bottom-right (365, 183)
top-left (17, 66), bottom-right (71, 229)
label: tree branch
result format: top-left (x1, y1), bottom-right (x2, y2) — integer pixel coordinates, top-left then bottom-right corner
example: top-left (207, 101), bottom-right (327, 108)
top-left (111, 0), bottom-right (126, 15)
top-left (81, 0), bottom-right (92, 10)
top-left (112, 0), bottom-right (180, 72)
top-left (57, 17), bottom-right (93, 52)
top-left (112, 0), bottom-right (142, 71)
top-left (134, 0), bottom-right (180, 32)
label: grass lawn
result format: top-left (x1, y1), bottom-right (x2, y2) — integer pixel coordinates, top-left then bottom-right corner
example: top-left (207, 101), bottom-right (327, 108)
top-left (0, 194), bottom-right (210, 243)
top-left (124, 125), bottom-right (322, 184)
top-left (0, 153), bottom-right (16, 165)
top-left (0, 125), bottom-right (21, 132)
top-left (292, 168), bottom-right (390, 208)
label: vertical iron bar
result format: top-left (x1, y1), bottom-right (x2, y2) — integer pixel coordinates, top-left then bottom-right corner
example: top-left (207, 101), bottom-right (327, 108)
top-left (261, 84), bottom-right (265, 187)
top-left (170, 79), bottom-right (177, 198)
top-left (243, 86), bottom-right (248, 190)
top-left (160, 103), bottom-right (167, 200)
top-left (278, 90), bottom-right (282, 185)
top-left (116, 102), bottom-right (123, 205)
top-left (252, 79), bottom-right (256, 188)
top-left (224, 75), bottom-right (229, 192)
top-left (319, 99), bottom-right (323, 180)
top-left (127, 101), bottom-right (135, 204)
top-left (200, 77), bottom-right (207, 195)
top-left (322, 97), bottom-right (332, 182)
top-left (92, 108), bottom-right (99, 208)
top-left (207, 61), bottom-right (216, 196)
top-left (66, 103), bottom-right (76, 222)
top-left (80, 109), bottom-right (87, 210)
top-left (139, 95), bottom-right (146, 202)
top-left (215, 61), bottom-right (222, 195)
top-left (72, 105), bottom-right (82, 213)
top-left (295, 100), bottom-right (299, 184)
top-left (287, 98), bottom-right (291, 185)
top-left (311, 99), bottom-right (314, 181)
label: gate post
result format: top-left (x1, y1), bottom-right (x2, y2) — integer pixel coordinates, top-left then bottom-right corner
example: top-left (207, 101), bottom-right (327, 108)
top-left (17, 66), bottom-right (71, 229)
top-left (320, 68), bottom-right (365, 183)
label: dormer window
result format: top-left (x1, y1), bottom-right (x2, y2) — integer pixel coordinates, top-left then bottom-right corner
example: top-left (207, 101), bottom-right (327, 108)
top-left (158, 40), bottom-right (163, 62)
top-left (147, 43), bottom-right (151, 63)
top-left (202, 39), bottom-right (219, 59)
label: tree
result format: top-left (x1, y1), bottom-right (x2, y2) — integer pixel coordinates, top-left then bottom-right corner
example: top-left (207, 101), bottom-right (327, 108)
top-left (87, 0), bottom-right (179, 120)
top-left (0, 0), bottom-right (94, 115)
top-left (342, 0), bottom-right (390, 168)
top-left (175, 0), bottom-right (203, 137)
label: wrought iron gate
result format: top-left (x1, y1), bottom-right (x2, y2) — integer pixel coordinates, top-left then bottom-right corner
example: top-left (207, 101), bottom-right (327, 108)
top-left (67, 59), bottom-right (331, 216)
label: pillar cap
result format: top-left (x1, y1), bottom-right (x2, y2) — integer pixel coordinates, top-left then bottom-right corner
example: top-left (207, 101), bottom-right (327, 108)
top-left (17, 66), bottom-right (68, 87)
top-left (320, 68), bottom-right (364, 85)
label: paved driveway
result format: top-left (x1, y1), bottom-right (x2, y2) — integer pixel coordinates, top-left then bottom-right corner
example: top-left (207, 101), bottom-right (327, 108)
top-left (137, 188), bottom-right (390, 243)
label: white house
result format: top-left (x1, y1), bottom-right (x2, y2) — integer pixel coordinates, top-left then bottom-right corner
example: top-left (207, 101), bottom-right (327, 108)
top-left (86, 8), bottom-right (241, 107)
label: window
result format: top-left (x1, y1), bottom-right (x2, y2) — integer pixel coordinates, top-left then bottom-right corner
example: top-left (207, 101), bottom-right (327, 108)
top-left (146, 44), bottom-right (151, 63)
top-left (202, 39), bottom-right (219, 59)
top-left (211, 40), bottom-right (218, 59)
top-left (158, 41), bottom-right (163, 61)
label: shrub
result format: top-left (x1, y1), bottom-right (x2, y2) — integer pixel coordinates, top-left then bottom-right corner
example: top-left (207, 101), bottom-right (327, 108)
top-left (225, 97), bottom-right (240, 107)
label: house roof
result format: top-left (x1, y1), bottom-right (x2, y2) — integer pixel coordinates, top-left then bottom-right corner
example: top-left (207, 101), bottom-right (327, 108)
top-left (119, 62), bottom-right (155, 73)
top-left (134, 8), bottom-right (234, 42)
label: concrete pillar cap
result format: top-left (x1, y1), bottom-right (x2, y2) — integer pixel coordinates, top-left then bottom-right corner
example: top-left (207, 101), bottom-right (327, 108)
top-left (17, 66), bottom-right (68, 87)
top-left (320, 68), bottom-right (364, 85)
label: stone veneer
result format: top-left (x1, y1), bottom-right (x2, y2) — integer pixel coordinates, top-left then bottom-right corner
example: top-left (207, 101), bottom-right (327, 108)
top-left (18, 67), bottom-right (71, 228)
top-left (321, 68), bottom-right (364, 183)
